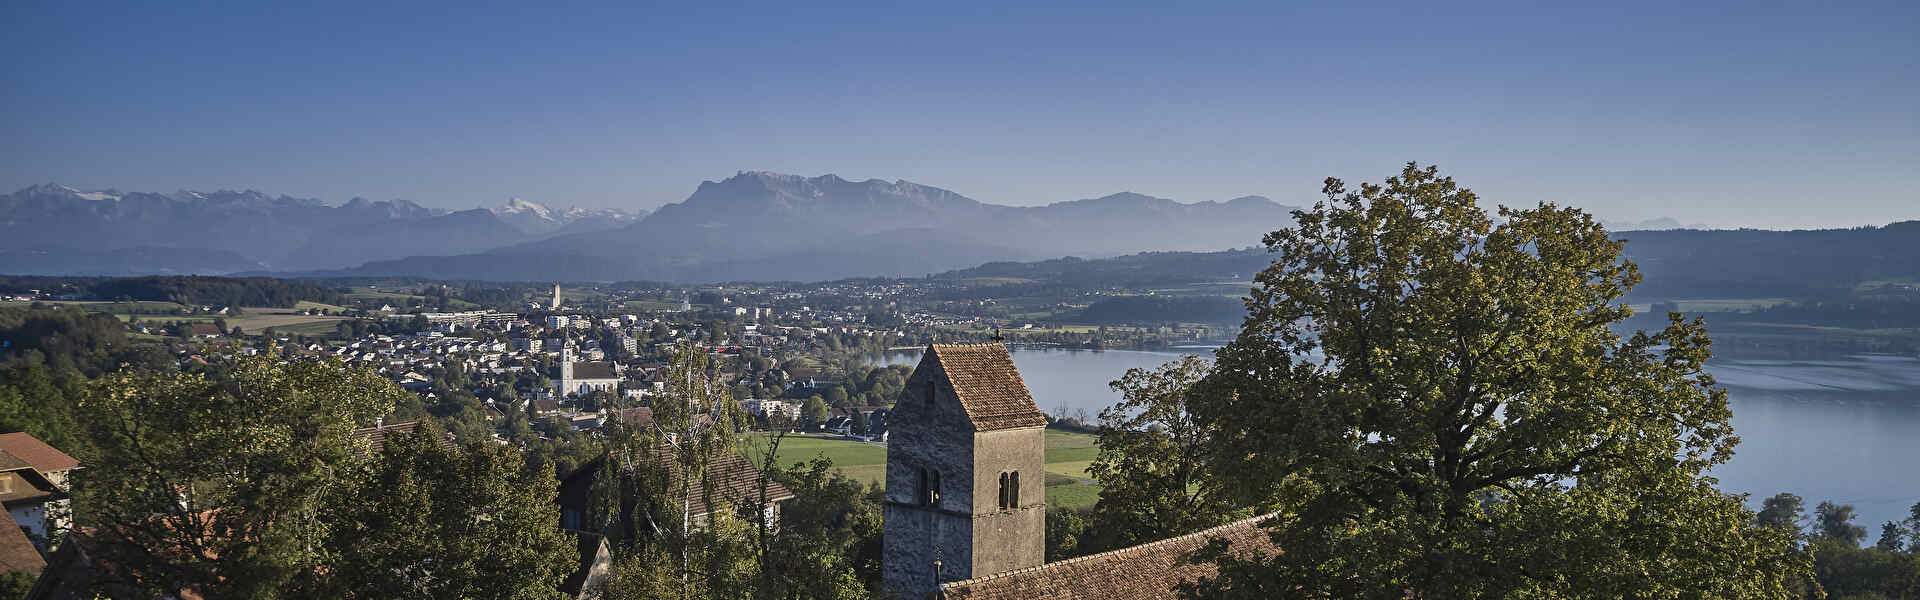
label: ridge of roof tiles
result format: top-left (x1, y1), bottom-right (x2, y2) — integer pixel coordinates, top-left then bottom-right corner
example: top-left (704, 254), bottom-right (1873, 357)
top-left (934, 512), bottom-right (1281, 600)
top-left (928, 343), bottom-right (1048, 431)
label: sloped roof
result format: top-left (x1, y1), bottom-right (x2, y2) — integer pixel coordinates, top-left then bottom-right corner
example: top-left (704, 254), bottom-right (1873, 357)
top-left (935, 513), bottom-right (1280, 600)
top-left (0, 509), bottom-right (45, 574)
top-left (570, 361), bottom-right (619, 380)
top-left (0, 433), bottom-right (80, 473)
top-left (607, 407), bottom-right (654, 429)
top-left (928, 344), bottom-right (1047, 431)
top-left (0, 450), bottom-right (33, 472)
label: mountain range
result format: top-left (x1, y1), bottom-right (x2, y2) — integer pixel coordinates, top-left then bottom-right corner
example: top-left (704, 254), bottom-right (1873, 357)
top-left (0, 184), bottom-right (642, 276)
top-left (0, 173), bottom-right (1302, 281)
top-left (326, 172), bottom-right (1301, 282)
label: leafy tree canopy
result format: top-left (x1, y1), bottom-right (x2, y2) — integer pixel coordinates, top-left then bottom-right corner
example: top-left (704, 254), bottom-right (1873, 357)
top-left (1186, 163), bottom-right (1809, 598)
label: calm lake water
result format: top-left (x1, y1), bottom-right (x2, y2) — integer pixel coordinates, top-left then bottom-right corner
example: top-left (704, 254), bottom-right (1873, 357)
top-left (872, 347), bottom-right (1920, 532)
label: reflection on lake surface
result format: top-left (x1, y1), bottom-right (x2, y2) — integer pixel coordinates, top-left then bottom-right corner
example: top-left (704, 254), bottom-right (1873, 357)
top-left (871, 347), bottom-right (1920, 532)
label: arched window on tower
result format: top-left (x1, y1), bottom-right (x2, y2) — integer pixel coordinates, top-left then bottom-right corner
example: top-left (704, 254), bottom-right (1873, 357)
top-left (998, 472), bottom-right (1010, 509)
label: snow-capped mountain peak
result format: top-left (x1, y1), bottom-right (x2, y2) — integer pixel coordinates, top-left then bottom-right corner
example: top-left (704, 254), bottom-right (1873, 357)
top-left (490, 197), bottom-right (554, 220)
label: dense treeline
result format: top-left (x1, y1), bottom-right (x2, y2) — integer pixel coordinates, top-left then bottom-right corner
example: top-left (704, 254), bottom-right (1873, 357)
top-left (932, 220), bottom-right (1920, 305)
top-left (0, 306), bottom-right (168, 465)
top-left (1072, 295), bottom-right (1244, 325)
top-left (1719, 296), bottom-right (1920, 330)
top-left (938, 249), bottom-right (1272, 288)
top-left (1619, 220), bottom-right (1920, 299)
top-left (1754, 493), bottom-right (1920, 597)
top-left (89, 275), bottom-right (345, 307)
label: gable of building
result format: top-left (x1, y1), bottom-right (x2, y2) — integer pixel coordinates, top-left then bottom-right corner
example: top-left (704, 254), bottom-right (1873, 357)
top-left (924, 344), bottom-right (1048, 431)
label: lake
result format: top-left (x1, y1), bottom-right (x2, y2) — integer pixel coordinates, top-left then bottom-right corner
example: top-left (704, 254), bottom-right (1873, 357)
top-left (872, 347), bottom-right (1920, 532)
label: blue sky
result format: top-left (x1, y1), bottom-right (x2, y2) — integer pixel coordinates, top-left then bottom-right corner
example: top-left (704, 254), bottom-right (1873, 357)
top-left (3, 1), bottom-right (1915, 228)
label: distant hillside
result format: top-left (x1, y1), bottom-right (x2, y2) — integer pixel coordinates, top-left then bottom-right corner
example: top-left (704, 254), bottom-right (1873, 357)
top-left (940, 249), bottom-right (1272, 288)
top-left (1616, 221), bottom-right (1920, 299)
top-left (339, 172), bottom-right (1300, 282)
top-left (934, 221), bottom-right (1920, 301)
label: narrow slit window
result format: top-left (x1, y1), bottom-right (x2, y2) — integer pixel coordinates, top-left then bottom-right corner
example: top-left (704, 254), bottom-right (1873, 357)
top-left (921, 469), bottom-right (936, 507)
top-left (919, 468), bottom-right (930, 506)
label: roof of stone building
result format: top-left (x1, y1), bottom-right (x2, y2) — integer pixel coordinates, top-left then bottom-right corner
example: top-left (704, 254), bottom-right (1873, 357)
top-left (570, 361), bottom-right (619, 380)
top-left (928, 343), bottom-right (1048, 431)
top-left (934, 513), bottom-right (1281, 600)
top-left (0, 432), bottom-right (81, 473)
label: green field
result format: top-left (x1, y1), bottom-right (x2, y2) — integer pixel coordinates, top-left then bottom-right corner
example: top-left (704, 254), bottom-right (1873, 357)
top-left (748, 429), bottom-right (1106, 509)
top-left (294, 300), bottom-right (349, 312)
top-left (271, 320), bottom-right (352, 336)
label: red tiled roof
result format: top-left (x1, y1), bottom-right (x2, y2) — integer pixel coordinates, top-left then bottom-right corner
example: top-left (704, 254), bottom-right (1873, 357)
top-left (929, 344), bottom-right (1048, 431)
top-left (0, 432), bottom-right (81, 473)
top-left (935, 513), bottom-right (1281, 600)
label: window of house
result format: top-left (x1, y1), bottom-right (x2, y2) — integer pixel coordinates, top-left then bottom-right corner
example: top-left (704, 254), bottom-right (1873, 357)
top-left (927, 380), bottom-right (937, 406)
top-left (1010, 471), bottom-right (1020, 508)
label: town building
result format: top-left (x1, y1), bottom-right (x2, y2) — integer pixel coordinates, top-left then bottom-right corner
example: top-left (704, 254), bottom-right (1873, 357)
top-left (0, 450), bottom-right (66, 543)
top-left (555, 349), bottom-right (621, 397)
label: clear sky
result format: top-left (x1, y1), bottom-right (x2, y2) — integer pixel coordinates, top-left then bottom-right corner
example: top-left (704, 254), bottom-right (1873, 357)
top-left (3, 1), bottom-right (1915, 228)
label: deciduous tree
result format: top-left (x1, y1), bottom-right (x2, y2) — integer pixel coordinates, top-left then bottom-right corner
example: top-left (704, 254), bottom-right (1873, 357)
top-left (75, 356), bottom-right (401, 597)
top-left (1088, 355), bottom-right (1241, 549)
top-left (1186, 163), bottom-right (1809, 598)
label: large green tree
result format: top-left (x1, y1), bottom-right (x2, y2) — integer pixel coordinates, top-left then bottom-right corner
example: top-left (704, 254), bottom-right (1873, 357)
top-left (1185, 164), bottom-right (1809, 598)
top-left (74, 355), bottom-right (577, 598)
top-left (323, 420), bottom-right (576, 599)
top-left (75, 356), bottom-right (402, 597)
top-left (1088, 355), bottom-right (1243, 549)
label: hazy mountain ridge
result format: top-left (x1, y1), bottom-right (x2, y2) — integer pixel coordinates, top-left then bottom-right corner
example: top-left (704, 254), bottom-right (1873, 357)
top-left (0, 183), bottom-right (640, 274)
top-left (934, 221), bottom-right (1920, 301)
top-left (394, 171), bottom-right (1301, 282)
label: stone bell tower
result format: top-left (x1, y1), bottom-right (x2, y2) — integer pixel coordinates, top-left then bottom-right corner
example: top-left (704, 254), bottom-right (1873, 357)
top-left (883, 343), bottom-right (1048, 597)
